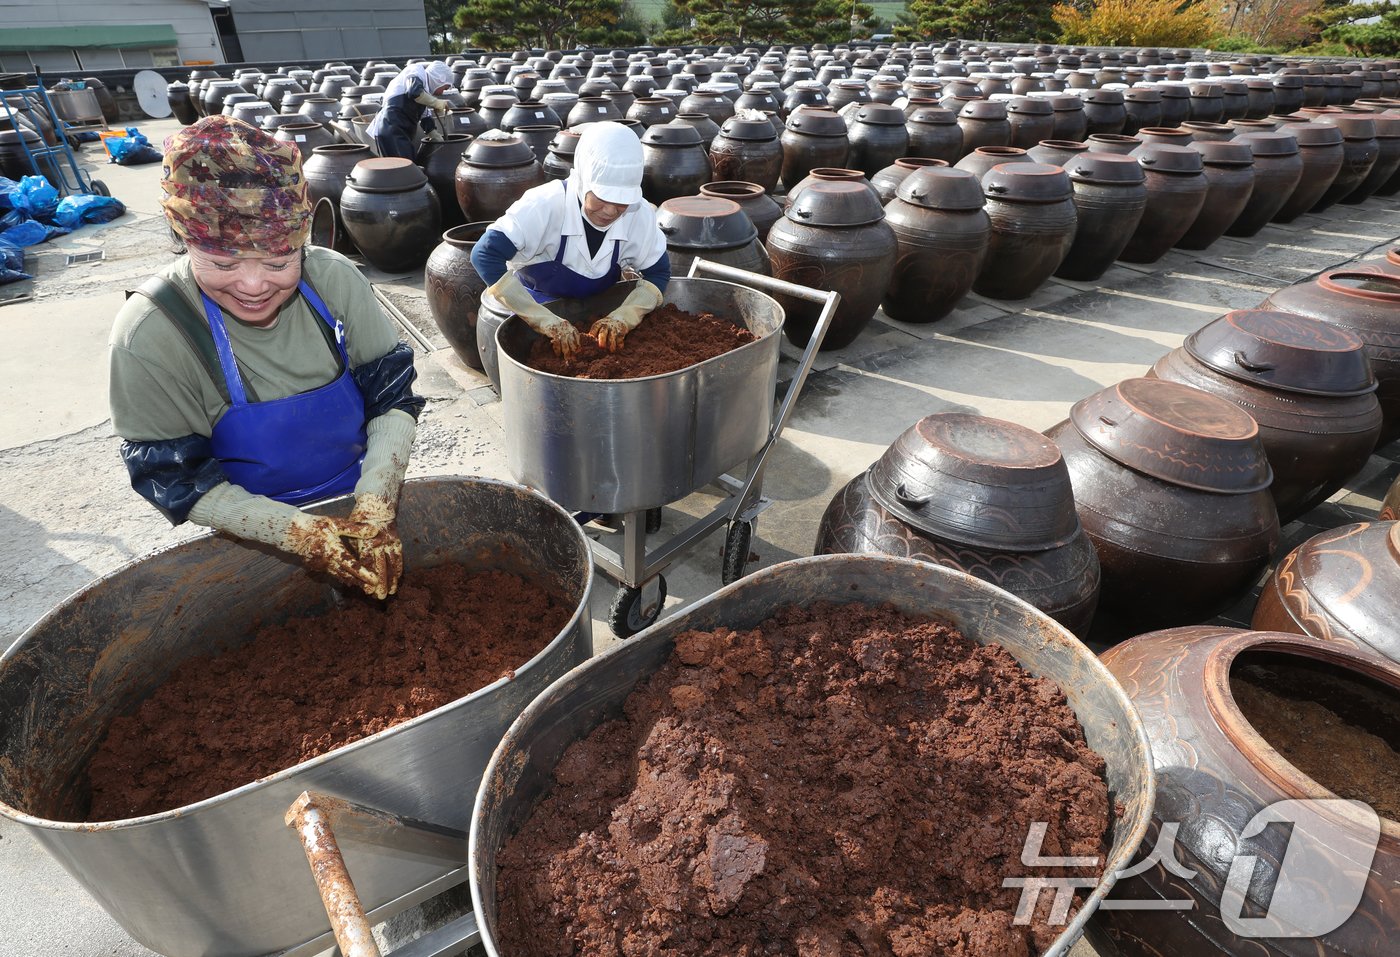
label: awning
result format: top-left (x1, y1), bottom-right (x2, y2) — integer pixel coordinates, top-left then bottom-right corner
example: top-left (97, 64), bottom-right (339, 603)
top-left (0, 25), bottom-right (179, 53)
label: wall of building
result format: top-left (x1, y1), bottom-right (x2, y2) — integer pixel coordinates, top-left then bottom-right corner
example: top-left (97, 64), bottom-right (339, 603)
top-left (0, 0), bottom-right (223, 73)
top-left (227, 0), bottom-right (430, 62)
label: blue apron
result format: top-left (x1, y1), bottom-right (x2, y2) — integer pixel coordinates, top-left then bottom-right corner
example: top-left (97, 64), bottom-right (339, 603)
top-left (518, 186), bottom-right (624, 303)
top-left (201, 281), bottom-right (367, 506)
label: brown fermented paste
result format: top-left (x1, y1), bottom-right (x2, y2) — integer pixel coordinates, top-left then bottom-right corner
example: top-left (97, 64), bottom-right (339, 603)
top-left (495, 602), bottom-right (1111, 956)
top-left (84, 566), bottom-right (568, 821)
top-left (526, 303), bottom-right (757, 379)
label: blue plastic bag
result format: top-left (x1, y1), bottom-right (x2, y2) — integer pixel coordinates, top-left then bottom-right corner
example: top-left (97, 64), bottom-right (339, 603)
top-left (0, 243), bottom-right (29, 284)
top-left (52, 193), bottom-right (125, 229)
top-left (0, 219), bottom-right (54, 248)
top-left (0, 175), bottom-right (59, 219)
top-left (108, 128), bottom-right (162, 166)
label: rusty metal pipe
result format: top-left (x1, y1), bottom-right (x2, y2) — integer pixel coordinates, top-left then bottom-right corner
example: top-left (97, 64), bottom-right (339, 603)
top-left (285, 791), bottom-right (382, 957)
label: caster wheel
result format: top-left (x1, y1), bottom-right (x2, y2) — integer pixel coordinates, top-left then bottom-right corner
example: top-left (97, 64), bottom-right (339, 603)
top-left (608, 575), bottom-right (667, 639)
top-left (646, 506), bottom-right (663, 534)
top-left (89, 179), bottom-right (110, 197)
top-left (721, 520), bottom-right (754, 585)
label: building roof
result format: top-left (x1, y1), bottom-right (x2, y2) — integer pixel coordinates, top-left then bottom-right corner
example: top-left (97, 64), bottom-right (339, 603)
top-left (0, 25), bottom-right (180, 53)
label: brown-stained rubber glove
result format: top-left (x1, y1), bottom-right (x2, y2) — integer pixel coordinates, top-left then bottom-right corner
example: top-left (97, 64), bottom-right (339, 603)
top-left (347, 494), bottom-right (402, 600)
top-left (348, 409), bottom-right (417, 599)
top-left (488, 270), bottom-right (582, 360)
top-left (589, 280), bottom-right (663, 353)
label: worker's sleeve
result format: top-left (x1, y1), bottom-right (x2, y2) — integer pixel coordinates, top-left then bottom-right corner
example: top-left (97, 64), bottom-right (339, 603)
top-left (352, 342), bottom-right (426, 421)
top-left (470, 228), bottom-right (520, 286)
top-left (120, 436), bottom-right (229, 525)
top-left (489, 187), bottom-right (555, 265)
top-left (640, 251), bottom-right (671, 289)
top-left (354, 409), bottom-right (417, 502)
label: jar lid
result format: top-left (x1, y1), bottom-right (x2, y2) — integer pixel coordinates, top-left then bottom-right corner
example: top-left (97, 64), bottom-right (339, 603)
top-left (642, 120), bottom-right (703, 146)
top-left (960, 99), bottom-right (1008, 119)
top-left (1082, 88), bottom-right (1125, 105)
top-left (719, 115), bottom-right (776, 140)
top-left (465, 131), bottom-right (536, 167)
top-left (1185, 309), bottom-right (1377, 397)
top-left (785, 178), bottom-right (885, 226)
top-left (1007, 96), bottom-right (1052, 114)
top-left (346, 156), bottom-right (428, 192)
top-left (1068, 378), bottom-right (1273, 493)
top-left (1293, 124), bottom-right (1345, 146)
top-left (1049, 94), bottom-right (1084, 111)
top-left (656, 195), bottom-right (756, 249)
top-left (908, 105), bottom-right (957, 125)
top-left (1314, 114), bottom-right (1377, 139)
top-left (1234, 131), bottom-right (1299, 156)
top-left (855, 103), bottom-right (907, 125)
top-left (1132, 143), bottom-right (1205, 173)
top-left (895, 166), bottom-right (986, 210)
top-left (784, 105), bottom-right (847, 136)
top-left (868, 412), bottom-right (1081, 551)
top-left (982, 162), bottom-right (1073, 202)
top-left (1192, 140), bottom-right (1254, 166)
top-left (1067, 152), bottom-right (1145, 184)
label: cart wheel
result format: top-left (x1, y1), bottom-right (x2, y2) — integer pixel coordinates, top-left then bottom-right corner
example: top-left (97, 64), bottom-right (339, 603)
top-left (645, 506), bottom-right (663, 534)
top-left (608, 576), bottom-right (667, 639)
top-left (90, 179), bottom-right (110, 197)
top-left (721, 520), bottom-right (754, 585)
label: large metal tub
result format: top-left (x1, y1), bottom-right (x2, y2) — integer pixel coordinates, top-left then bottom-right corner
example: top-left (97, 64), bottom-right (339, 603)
top-left (496, 276), bottom-right (785, 513)
top-left (470, 554), bottom-right (1156, 957)
top-left (0, 477), bottom-right (593, 957)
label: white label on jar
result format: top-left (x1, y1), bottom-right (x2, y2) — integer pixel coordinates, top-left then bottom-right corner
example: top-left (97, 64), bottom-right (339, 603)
top-left (295, 134), bottom-right (305, 141)
top-left (598, 106), bottom-right (606, 112)
top-left (661, 107), bottom-right (669, 113)
top-left (535, 111), bottom-right (544, 117)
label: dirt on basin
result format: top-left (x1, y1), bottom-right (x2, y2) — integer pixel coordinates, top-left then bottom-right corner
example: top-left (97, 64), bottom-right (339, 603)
top-left (84, 566), bottom-right (570, 821)
top-left (495, 602), bottom-right (1111, 957)
top-left (526, 303), bottom-right (757, 379)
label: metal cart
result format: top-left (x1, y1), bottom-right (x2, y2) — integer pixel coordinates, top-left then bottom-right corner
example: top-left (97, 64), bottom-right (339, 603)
top-left (496, 259), bottom-right (841, 638)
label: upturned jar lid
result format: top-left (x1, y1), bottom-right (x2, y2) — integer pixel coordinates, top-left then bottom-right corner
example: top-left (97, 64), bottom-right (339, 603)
top-left (1244, 78), bottom-right (1275, 90)
top-left (1007, 96), bottom-right (1052, 114)
top-left (1192, 140), bottom-right (1255, 166)
top-left (1132, 143), bottom-right (1205, 173)
top-left (1124, 88), bottom-right (1162, 103)
top-left (642, 120), bottom-right (703, 146)
top-left (1066, 152), bottom-right (1145, 184)
top-left (1185, 309), bottom-right (1377, 397)
top-left (982, 162), bottom-right (1072, 202)
top-left (856, 102), bottom-right (909, 125)
top-left (1234, 131), bottom-right (1299, 156)
top-left (465, 131), bottom-right (536, 167)
top-left (657, 195), bottom-right (756, 249)
top-left (719, 115), bottom-right (776, 140)
top-left (1049, 94), bottom-right (1084, 111)
top-left (1370, 115), bottom-right (1400, 137)
top-left (1082, 88), bottom-right (1125, 105)
top-left (1293, 124), bottom-right (1345, 146)
top-left (867, 412), bottom-right (1081, 551)
top-left (960, 99), bottom-right (1007, 119)
top-left (895, 166), bottom-right (985, 210)
top-left (479, 93), bottom-right (518, 109)
top-left (346, 157), bottom-right (428, 192)
top-left (1314, 115), bottom-right (1378, 141)
top-left (1068, 378), bottom-right (1273, 493)
top-left (908, 105), bottom-right (957, 124)
top-left (784, 105), bottom-right (847, 136)
top-left (1189, 82), bottom-right (1223, 97)
top-left (785, 178), bottom-right (885, 226)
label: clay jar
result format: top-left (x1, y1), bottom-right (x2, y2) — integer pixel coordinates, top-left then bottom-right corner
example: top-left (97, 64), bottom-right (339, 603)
top-left (845, 103), bottom-right (909, 178)
top-left (699, 181), bottom-right (783, 241)
top-left (1226, 131), bottom-right (1304, 237)
top-left (1005, 96), bottom-right (1054, 148)
top-left (905, 106), bottom-right (962, 163)
top-left (1119, 144), bottom-right (1209, 263)
top-left (870, 157), bottom-right (947, 204)
top-left (779, 105), bottom-right (849, 190)
top-left (167, 82), bottom-right (199, 125)
top-left (678, 89), bottom-right (734, 125)
top-left (1044, 378), bottom-right (1280, 633)
top-left (272, 123), bottom-right (334, 161)
top-left (1080, 88), bottom-right (1127, 135)
top-left (499, 100), bottom-right (561, 132)
top-left (416, 134), bottom-right (475, 229)
top-left (626, 96), bottom-right (676, 128)
top-left (1273, 123), bottom-right (1345, 221)
top-left (1340, 114), bottom-right (1400, 204)
top-left (1263, 271), bottom-right (1400, 444)
top-left (1048, 94), bottom-right (1089, 141)
top-left (1026, 139), bottom-right (1089, 166)
top-left (956, 99), bottom-right (1011, 156)
top-left (953, 145), bottom-right (1032, 180)
top-left (425, 222), bottom-right (493, 370)
top-left (453, 131), bottom-right (546, 224)
top-left (971, 163), bottom-right (1077, 301)
top-left (1175, 140), bottom-right (1255, 251)
top-left (765, 179), bottom-right (897, 351)
top-left (674, 112), bottom-right (721, 152)
top-left (814, 413), bottom-right (1101, 637)
top-left (1149, 309), bottom-right (1383, 523)
top-left (708, 114), bottom-right (782, 192)
top-left (1095, 628), bottom-right (1400, 956)
top-left (1055, 152), bottom-right (1147, 282)
top-left (656, 195), bottom-right (769, 277)
top-left (565, 96), bottom-right (621, 127)
top-left (302, 143), bottom-right (370, 254)
top-left (1121, 88), bottom-right (1162, 134)
top-left (882, 167), bottom-right (990, 323)
top-left (640, 121), bottom-right (712, 204)
top-left (1311, 114), bottom-right (1379, 210)
top-left (541, 127), bottom-right (579, 181)
top-left (339, 158), bottom-right (443, 273)
top-left (1155, 84), bottom-right (1193, 127)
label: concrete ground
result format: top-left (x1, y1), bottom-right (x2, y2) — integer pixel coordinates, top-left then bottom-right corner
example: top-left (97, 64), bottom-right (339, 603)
top-left (0, 115), bottom-right (1396, 956)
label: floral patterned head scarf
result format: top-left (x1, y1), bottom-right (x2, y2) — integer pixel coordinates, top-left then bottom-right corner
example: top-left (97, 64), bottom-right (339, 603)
top-left (160, 115), bottom-right (310, 257)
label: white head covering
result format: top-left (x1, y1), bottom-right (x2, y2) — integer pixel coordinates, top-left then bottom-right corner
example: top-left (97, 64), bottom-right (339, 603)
top-left (423, 60), bottom-right (454, 94)
top-left (571, 121), bottom-right (644, 207)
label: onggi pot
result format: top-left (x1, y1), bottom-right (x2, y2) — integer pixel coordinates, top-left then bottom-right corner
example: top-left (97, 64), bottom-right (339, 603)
top-left (640, 121), bottom-right (712, 204)
top-left (302, 142), bottom-right (370, 254)
top-left (1175, 140), bottom-right (1254, 251)
top-left (1339, 113), bottom-right (1400, 204)
top-left (870, 157), bottom-right (947, 204)
top-left (1310, 114), bottom-right (1379, 211)
top-left (956, 99), bottom-right (1011, 156)
top-left (425, 222), bottom-right (494, 370)
top-left (708, 114), bottom-right (782, 193)
top-left (338, 158), bottom-right (443, 273)
top-left (700, 181), bottom-right (783, 242)
top-left (1055, 152), bottom-right (1147, 282)
top-left (971, 163), bottom-right (1078, 301)
top-left (780, 106), bottom-right (849, 189)
top-left (905, 105), bottom-right (962, 163)
top-left (846, 102), bottom-right (910, 178)
top-left (765, 179), bottom-right (896, 350)
top-left (656, 195), bottom-right (769, 277)
top-left (454, 131), bottom-right (546, 224)
top-left (882, 167), bottom-right (990, 323)
top-left (1226, 131), bottom-right (1303, 237)
top-left (1119, 145), bottom-right (1208, 263)
top-left (1272, 123), bottom-right (1345, 222)
top-left (416, 133), bottom-right (475, 229)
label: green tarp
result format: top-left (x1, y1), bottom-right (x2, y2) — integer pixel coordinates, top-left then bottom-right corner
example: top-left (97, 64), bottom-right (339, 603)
top-left (0, 24), bottom-right (178, 53)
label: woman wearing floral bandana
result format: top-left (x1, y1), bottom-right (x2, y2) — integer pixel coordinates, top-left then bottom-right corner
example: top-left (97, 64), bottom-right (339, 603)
top-left (108, 115), bottom-right (424, 600)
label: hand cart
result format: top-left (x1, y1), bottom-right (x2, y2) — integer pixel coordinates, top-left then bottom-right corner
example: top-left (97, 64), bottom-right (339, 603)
top-left (0, 72), bottom-right (109, 198)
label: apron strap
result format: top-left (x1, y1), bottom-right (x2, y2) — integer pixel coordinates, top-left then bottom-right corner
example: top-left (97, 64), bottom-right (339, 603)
top-left (296, 277), bottom-right (351, 371)
top-left (130, 277), bottom-right (232, 404)
top-left (198, 292), bottom-right (251, 408)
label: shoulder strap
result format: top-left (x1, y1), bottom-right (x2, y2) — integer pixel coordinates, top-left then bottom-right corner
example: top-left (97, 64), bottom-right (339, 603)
top-left (129, 276), bottom-right (233, 404)
top-left (298, 271), bottom-right (347, 372)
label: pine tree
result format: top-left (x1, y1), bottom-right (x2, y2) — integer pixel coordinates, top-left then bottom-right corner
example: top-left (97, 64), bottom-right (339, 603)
top-left (909, 0), bottom-right (1059, 42)
top-left (452, 0), bottom-right (634, 50)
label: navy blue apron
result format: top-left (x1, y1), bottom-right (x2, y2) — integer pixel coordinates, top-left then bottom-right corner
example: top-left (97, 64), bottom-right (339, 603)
top-left (201, 281), bottom-right (366, 506)
top-left (518, 185), bottom-right (624, 303)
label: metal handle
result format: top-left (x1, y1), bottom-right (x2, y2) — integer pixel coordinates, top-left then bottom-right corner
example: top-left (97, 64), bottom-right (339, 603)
top-left (895, 483), bottom-right (932, 508)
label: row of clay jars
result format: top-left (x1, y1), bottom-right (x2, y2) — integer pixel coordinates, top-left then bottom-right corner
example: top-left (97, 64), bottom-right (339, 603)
top-left (815, 413), bottom-right (1101, 637)
top-left (1147, 308), bottom-right (1384, 524)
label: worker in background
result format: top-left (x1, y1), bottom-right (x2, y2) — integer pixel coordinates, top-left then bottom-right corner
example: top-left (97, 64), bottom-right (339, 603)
top-left (109, 116), bottom-right (424, 600)
top-left (471, 121), bottom-right (671, 359)
top-left (366, 60), bottom-right (455, 160)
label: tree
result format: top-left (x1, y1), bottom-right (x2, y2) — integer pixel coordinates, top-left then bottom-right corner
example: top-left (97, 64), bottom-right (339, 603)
top-left (1319, 0), bottom-right (1400, 55)
top-left (656, 0), bottom-right (800, 44)
top-left (908, 0), bottom-right (1059, 42)
top-left (1053, 0), bottom-right (1219, 46)
top-left (423, 0), bottom-right (460, 52)
top-left (1215, 0), bottom-right (1327, 47)
top-left (452, 0), bottom-right (634, 50)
